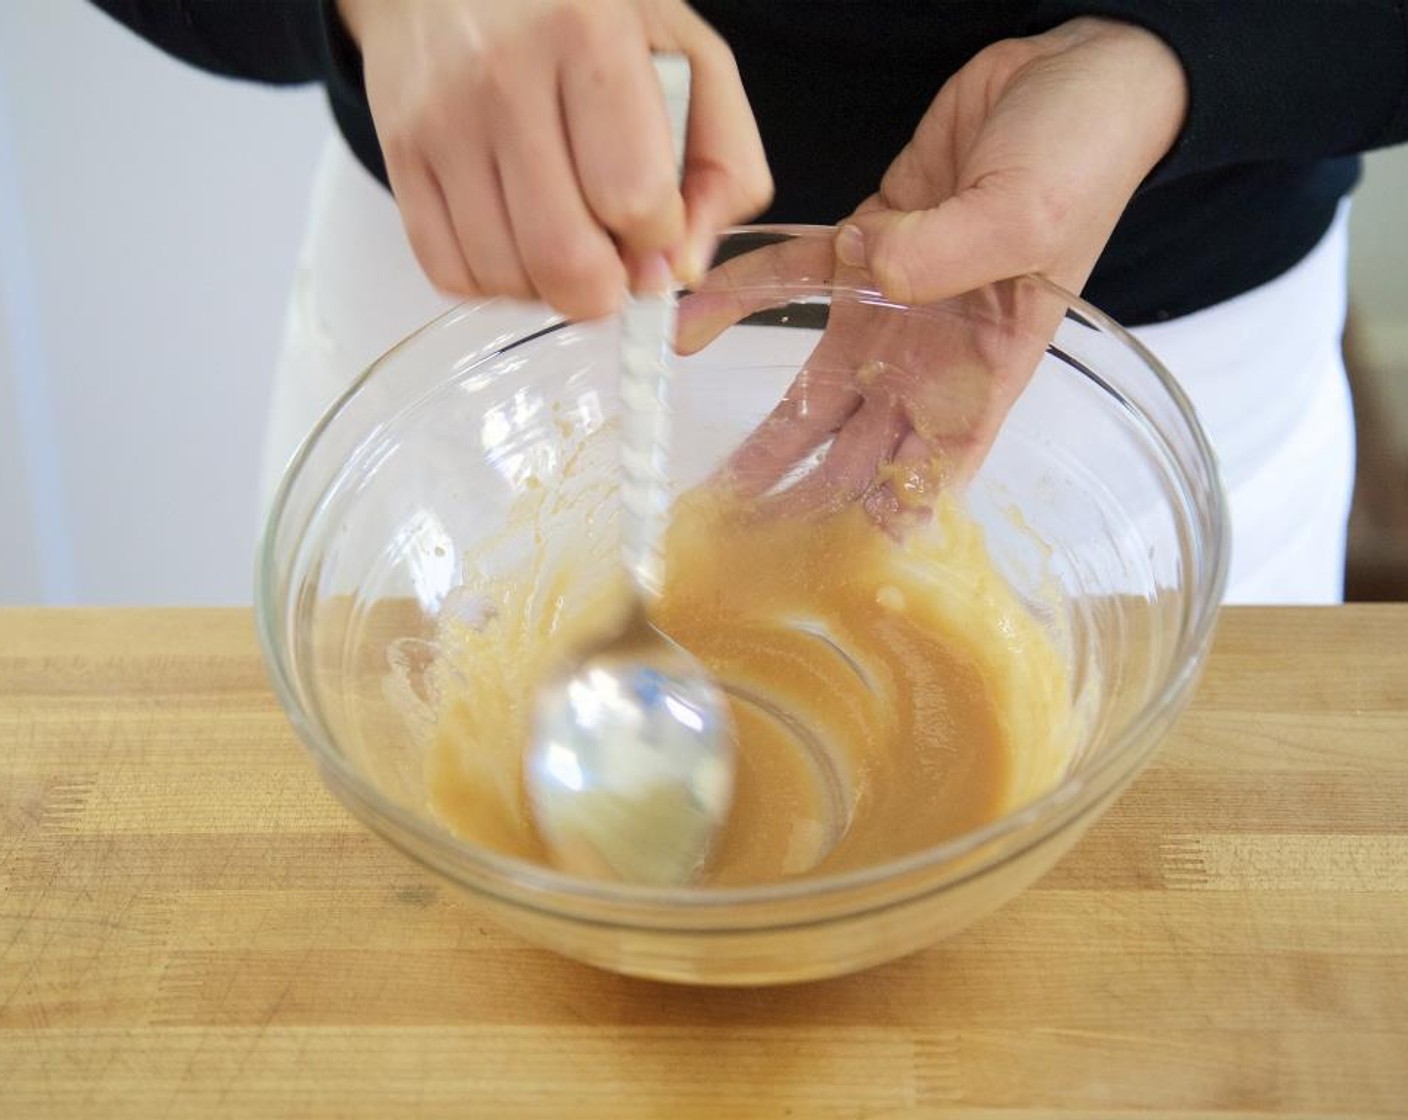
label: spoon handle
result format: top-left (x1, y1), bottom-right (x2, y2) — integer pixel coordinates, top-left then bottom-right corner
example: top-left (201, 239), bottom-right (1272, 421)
top-left (619, 292), bottom-right (674, 601)
top-left (619, 55), bottom-right (691, 602)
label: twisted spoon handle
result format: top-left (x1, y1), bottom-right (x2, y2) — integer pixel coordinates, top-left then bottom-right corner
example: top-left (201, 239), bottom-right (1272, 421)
top-left (619, 54), bottom-right (691, 602)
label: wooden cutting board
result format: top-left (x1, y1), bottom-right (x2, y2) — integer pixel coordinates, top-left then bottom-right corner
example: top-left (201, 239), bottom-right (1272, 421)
top-left (1, 606), bottom-right (1405, 1118)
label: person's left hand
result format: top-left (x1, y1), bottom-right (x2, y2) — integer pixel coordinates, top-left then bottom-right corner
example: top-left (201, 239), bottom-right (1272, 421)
top-left (677, 16), bottom-right (1187, 525)
top-left (677, 228), bottom-right (1061, 529)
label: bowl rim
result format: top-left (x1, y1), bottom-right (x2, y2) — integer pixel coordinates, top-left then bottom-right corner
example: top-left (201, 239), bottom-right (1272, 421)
top-left (255, 224), bottom-right (1230, 922)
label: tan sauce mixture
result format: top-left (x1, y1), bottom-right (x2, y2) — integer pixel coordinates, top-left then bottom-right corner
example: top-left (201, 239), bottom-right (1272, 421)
top-left (424, 484), bottom-right (1075, 886)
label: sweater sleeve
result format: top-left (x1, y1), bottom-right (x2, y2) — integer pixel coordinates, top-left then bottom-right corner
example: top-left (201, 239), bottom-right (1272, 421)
top-left (1027, 1), bottom-right (1408, 179)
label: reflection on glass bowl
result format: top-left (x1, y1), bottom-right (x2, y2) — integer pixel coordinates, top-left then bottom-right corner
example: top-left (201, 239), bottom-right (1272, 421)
top-left (256, 226), bottom-right (1228, 985)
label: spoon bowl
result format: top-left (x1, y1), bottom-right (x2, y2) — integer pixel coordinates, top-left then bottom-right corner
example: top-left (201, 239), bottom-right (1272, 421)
top-left (527, 603), bottom-right (734, 884)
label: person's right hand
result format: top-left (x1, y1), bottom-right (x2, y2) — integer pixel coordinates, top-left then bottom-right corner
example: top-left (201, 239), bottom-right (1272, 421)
top-left (335, 0), bottom-right (772, 319)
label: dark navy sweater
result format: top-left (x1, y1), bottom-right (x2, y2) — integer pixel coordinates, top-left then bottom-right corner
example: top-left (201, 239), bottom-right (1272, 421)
top-left (89, 1), bottom-right (1408, 325)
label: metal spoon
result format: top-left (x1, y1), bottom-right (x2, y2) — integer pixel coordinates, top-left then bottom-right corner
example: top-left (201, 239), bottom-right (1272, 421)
top-left (525, 57), bottom-right (736, 885)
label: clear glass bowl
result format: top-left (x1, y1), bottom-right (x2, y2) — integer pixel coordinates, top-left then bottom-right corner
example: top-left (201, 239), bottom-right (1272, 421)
top-left (256, 226), bottom-right (1228, 985)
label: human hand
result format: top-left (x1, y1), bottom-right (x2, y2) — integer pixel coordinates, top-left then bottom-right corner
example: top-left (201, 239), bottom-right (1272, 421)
top-left (678, 18), bottom-right (1187, 524)
top-left (679, 232), bottom-right (1065, 530)
top-left (336, 0), bottom-right (772, 318)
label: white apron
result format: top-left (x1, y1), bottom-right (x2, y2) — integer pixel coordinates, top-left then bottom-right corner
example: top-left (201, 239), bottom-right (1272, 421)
top-left (263, 132), bottom-right (1356, 605)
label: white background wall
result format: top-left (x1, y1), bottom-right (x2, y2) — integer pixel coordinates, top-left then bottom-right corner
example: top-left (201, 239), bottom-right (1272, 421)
top-left (2, 0), bottom-right (1407, 605)
top-left (0, 0), bottom-right (326, 604)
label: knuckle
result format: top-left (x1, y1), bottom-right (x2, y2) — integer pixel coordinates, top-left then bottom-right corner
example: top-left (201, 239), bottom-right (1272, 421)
top-left (450, 16), bottom-right (528, 101)
top-left (379, 126), bottom-right (418, 168)
top-left (978, 38), bottom-right (1021, 67)
top-left (468, 45), bottom-right (517, 106)
top-left (596, 175), bottom-right (676, 236)
top-left (741, 164), bottom-right (775, 214)
top-left (475, 257), bottom-right (532, 300)
top-left (396, 70), bottom-right (477, 143)
top-left (713, 163), bottom-right (773, 225)
top-left (976, 36), bottom-right (1041, 77)
top-left (413, 94), bottom-right (463, 143)
top-left (869, 234), bottom-right (914, 303)
top-left (423, 256), bottom-right (471, 297)
top-left (554, 275), bottom-right (618, 319)
top-left (529, 235), bottom-right (617, 309)
top-left (542, 235), bottom-right (598, 283)
top-left (546, 0), bottom-right (625, 49)
top-left (543, 0), bottom-right (586, 41)
top-left (1012, 193), bottom-right (1065, 266)
top-left (694, 25), bottom-right (735, 71)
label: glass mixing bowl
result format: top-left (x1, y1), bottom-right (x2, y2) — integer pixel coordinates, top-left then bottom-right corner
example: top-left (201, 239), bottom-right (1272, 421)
top-left (256, 226), bottom-right (1228, 985)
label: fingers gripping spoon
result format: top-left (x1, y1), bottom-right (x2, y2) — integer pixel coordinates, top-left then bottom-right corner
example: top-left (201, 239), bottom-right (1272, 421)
top-left (526, 57), bottom-right (736, 885)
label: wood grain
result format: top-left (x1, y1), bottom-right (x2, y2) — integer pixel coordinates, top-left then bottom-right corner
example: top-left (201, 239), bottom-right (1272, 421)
top-left (1, 606), bottom-right (1405, 1118)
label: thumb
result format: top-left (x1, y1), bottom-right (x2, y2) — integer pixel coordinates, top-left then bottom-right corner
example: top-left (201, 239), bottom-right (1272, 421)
top-left (838, 177), bottom-right (1058, 305)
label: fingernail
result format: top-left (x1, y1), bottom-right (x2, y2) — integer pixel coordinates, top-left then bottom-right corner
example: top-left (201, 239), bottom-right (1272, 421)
top-left (836, 224), bottom-right (866, 268)
top-left (680, 233), bottom-right (715, 285)
top-left (629, 251), bottom-right (674, 295)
